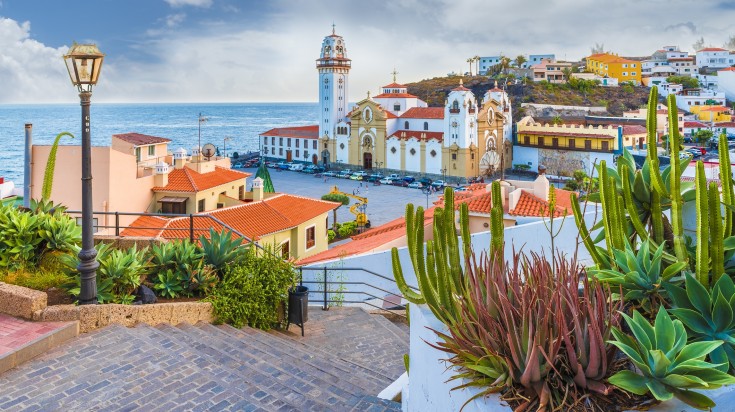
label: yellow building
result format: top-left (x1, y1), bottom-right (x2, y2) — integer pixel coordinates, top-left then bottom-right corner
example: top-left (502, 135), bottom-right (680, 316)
top-left (514, 116), bottom-right (623, 176)
top-left (587, 53), bottom-right (642, 85)
top-left (124, 178), bottom-right (341, 261)
top-left (689, 105), bottom-right (732, 122)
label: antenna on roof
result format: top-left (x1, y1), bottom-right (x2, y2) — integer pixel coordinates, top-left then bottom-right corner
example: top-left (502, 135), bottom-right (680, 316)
top-left (332, 22), bottom-right (336, 35)
top-left (391, 68), bottom-right (399, 82)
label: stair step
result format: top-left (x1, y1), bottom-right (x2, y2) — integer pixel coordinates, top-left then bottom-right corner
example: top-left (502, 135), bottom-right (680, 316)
top-left (0, 317), bottom-right (78, 376)
top-left (368, 313), bottom-right (410, 346)
top-left (348, 395), bottom-right (402, 412)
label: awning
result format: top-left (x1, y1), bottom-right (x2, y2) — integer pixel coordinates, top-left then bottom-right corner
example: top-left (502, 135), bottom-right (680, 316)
top-left (158, 196), bottom-right (188, 203)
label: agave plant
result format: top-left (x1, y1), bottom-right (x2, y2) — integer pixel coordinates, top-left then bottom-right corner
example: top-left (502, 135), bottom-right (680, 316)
top-left (153, 269), bottom-right (186, 299)
top-left (665, 273), bottom-right (735, 373)
top-left (0, 209), bottom-right (43, 266)
top-left (608, 308), bottom-right (735, 410)
top-left (199, 228), bottom-right (245, 276)
top-left (38, 214), bottom-right (82, 253)
top-left (98, 245), bottom-right (150, 300)
top-left (588, 239), bottom-right (686, 316)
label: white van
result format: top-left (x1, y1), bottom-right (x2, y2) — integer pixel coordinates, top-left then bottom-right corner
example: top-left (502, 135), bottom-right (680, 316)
top-left (289, 163), bottom-right (304, 172)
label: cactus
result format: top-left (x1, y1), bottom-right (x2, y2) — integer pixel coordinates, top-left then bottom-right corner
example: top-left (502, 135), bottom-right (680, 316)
top-left (393, 183), bottom-right (505, 324)
top-left (695, 162), bottom-right (710, 286)
top-left (664, 94), bottom-right (688, 264)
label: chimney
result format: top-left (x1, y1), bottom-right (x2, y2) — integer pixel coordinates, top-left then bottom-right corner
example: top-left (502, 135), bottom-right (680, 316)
top-left (252, 177), bottom-right (264, 202)
top-left (23, 123), bottom-right (32, 207)
top-left (533, 165), bottom-right (550, 201)
top-left (154, 162), bottom-right (170, 187)
top-left (173, 148), bottom-right (188, 169)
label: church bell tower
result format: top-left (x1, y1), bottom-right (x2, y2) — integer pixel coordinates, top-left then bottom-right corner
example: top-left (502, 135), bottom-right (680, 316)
top-left (317, 25), bottom-right (350, 164)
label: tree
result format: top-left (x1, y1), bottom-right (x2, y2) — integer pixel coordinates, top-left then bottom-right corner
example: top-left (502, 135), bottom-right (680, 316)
top-left (726, 35), bottom-right (735, 51)
top-left (693, 129), bottom-right (714, 145)
top-left (474, 55), bottom-right (480, 76)
top-left (666, 75), bottom-right (699, 89)
top-left (498, 55), bottom-right (511, 74)
top-left (561, 67), bottom-right (573, 81)
top-left (514, 55), bottom-right (527, 68)
top-left (466, 57), bottom-right (473, 76)
top-left (551, 115), bottom-right (564, 125)
top-left (693, 37), bottom-right (705, 52)
top-left (590, 43), bottom-right (605, 54)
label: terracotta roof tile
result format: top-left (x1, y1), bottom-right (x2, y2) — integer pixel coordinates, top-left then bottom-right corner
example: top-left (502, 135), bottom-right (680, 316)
top-left (400, 107), bottom-right (445, 119)
top-left (113, 133), bottom-right (171, 146)
top-left (623, 125), bottom-right (647, 135)
top-left (123, 194), bottom-right (340, 241)
top-left (388, 130), bottom-right (443, 141)
top-left (684, 121), bottom-right (709, 128)
top-left (382, 82), bottom-right (407, 89)
top-left (373, 93), bottom-right (418, 99)
top-left (700, 106), bottom-right (730, 111)
top-left (719, 67), bottom-right (735, 72)
top-left (508, 190), bottom-right (572, 218)
top-left (715, 122), bottom-right (735, 127)
top-left (698, 48), bottom-right (728, 52)
top-left (119, 216), bottom-right (168, 238)
top-left (259, 125), bottom-right (320, 139)
top-left (153, 166), bottom-right (251, 193)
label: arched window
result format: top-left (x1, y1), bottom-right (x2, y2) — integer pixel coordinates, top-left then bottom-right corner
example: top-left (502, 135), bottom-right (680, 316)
top-left (452, 100), bottom-right (459, 111)
top-left (423, 122), bottom-right (428, 131)
top-left (404, 121), bottom-right (409, 129)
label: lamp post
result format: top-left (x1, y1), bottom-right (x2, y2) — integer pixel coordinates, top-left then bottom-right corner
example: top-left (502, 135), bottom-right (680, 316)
top-left (441, 167), bottom-right (447, 183)
top-left (421, 186), bottom-right (431, 208)
top-left (223, 136), bottom-right (232, 159)
top-left (198, 113), bottom-right (208, 157)
top-left (63, 43), bottom-right (104, 305)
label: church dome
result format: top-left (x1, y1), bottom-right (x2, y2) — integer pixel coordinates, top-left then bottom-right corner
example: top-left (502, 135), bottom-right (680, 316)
top-left (318, 25), bottom-right (350, 62)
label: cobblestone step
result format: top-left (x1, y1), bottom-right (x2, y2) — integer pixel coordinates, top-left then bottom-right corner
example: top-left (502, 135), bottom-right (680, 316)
top-left (348, 395), bottom-right (402, 412)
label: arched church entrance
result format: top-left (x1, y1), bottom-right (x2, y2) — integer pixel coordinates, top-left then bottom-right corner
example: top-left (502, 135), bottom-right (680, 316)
top-left (321, 150), bottom-right (330, 167)
top-left (363, 152), bottom-right (373, 170)
top-left (312, 154), bottom-right (318, 165)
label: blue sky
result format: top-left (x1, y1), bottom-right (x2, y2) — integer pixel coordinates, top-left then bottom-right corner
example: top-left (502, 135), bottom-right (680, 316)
top-left (0, 0), bottom-right (733, 103)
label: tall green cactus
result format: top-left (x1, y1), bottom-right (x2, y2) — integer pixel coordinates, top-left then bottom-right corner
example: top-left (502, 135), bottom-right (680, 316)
top-left (664, 94), bottom-right (688, 263)
top-left (42, 132), bottom-right (75, 200)
top-left (695, 162), bottom-right (710, 286)
top-left (393, 183), bottom-right (505, 324)
top-left (719, 133), bottom-right (734, 237)
top-left (490, 181), bottom-right (504, 258)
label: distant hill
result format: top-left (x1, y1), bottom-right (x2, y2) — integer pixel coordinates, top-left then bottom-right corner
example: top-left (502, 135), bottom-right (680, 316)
top-left (404, 75), bottom-right (651, 122)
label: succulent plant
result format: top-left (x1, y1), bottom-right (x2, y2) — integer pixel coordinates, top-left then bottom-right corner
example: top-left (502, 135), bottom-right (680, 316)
top-left (200, 228), bottom-right (246, 276)
top-left (588, 239), bottom-right (686, 315)
top-left (608, 308), bottom-right (735, 410)
top-left (666, 273), bottom-right (735, 373)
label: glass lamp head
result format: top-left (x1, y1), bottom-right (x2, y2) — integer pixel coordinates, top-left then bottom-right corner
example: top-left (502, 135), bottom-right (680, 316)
top-left (63, 43), bottom-right (105, 92)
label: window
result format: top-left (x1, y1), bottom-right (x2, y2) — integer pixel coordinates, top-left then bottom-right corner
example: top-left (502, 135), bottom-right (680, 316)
top-left (631, 72), bottom-right (636, 76)
top-left (631, 64), bottom-right (636, 68)
top-left (313, 141), bottom-right (317, 150)
top-left (279, 148), bottom-right (283, 156)
top-left (423, 122), bottom-right (428, 131)
top-left (238, 186), bottom-right (244, 200)
top-left (326, 217), bottom-right (329, 232)
top-left (148, 146), bottom-right (155, 156)
top-left (198, 199), bottom-right (205, 212)
top-left (135, 147), bottom-right (141, 162)
top-left (161, 199), bottom-right (186, 214)
top-left (585, 140), bottom-right (592, 150)
top-left (281, 241), bottom-right (289, 259)
top-left (552, 138), bottom-right (559, 147)
top-left (601, 141), bottom-right (609, 151)
top-left (623, 64), bottom-right (628, 68)
top-left (394, 104), bottom-right (401, 111)
top-left (452, 153), bottom-right (457, 160)
top-left (296, 139), bottom-right (300, 148)
top-left (538, 137), bottom-right (545, 146)
top-left (287, 138), bottom-right (291, 147)
top-left (216, 203), bottom-right (224, 209)
top-left (264, 136), bottom-right (268, 144)
top-left (279, 138), bottom-right (283, 146)
top-left (272, 136), bottom-right (275, 145)
top-left (306, 226), bottom-right (316, 249)
top-left (569, 139), bottom-right (575, 149)
top-left (296, 150), bottom-right (300, 158)
top-left (404, 121), bottom-right (409, 129)
top-left (524, 135), bottom-right (530, 145)
top-left (622, 72), bottom-right (628, 76)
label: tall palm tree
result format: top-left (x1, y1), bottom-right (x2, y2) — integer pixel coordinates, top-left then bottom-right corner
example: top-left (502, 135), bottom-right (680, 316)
top-left (499, 56), bottom-right (511, 75)
top-left (514, 55), bottom-right (527, 68)
top-left (561, 67), bottom-right (573, 82)
top-left (466, 58), bottom-right (474, 76)
top-left (474, 55), bottom-right (480, 75)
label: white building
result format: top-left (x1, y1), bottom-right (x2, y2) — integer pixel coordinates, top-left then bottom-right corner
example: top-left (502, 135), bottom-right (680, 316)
top-left (718, 67), bottom-right (735, 101)
top-left (658, 81), bottom-right (726, 112)
top-left (696, 48), bottom-right (735, 69)
top-left (478, 53), bottom-right (555, 74)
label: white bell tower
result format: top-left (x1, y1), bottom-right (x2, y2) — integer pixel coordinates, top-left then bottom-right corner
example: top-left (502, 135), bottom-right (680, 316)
top-left (317, 25), bottom-right (351, 143)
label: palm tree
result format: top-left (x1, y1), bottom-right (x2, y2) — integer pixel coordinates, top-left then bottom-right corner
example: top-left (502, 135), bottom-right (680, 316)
top-left (561, 67), bottom-right (573, 82)
top-left (499, 56), bottom-right (511, 75)
top-left (466, 58), bottom-right (474, 76)
top-left (514, 55), bottom-right (527, 68)
top-left (474, 55), bottom-right (480, 76)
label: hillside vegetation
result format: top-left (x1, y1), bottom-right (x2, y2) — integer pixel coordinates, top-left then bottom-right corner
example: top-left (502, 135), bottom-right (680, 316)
top-left (405, 75), bottom-right (651, 122)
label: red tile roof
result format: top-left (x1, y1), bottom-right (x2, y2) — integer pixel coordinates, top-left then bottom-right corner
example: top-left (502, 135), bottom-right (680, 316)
top-left (123, 194), bottom-right (340, 241)
top-left (113, 133), bottom-right (171, 146)
top-left (715, 122), bottom-right (735, 127)
top-left (382, 82), bottom-right (407, 89)
top-left (698, 48), bottom-right (727, 52)
top-left (623, 125), bottom-right (647, 135)
top-left (508, 190), bottom-right (572, 218)
top-left (400, 107), bottom-right (445, 119)
top-left (700, 106), bottom-right (730, 111)
top-left (297, 208), bottom-right (436, 266)
top-left (373, 93), bottom-right (418, 99)
top-left (684, 121), bottom-right (709, 128)
top-left (720, 67), bottom-right (735, 72)
top-left (388, 131), bottom-right (444, 141)
top-left (153, 166), bottom-right (251, 193)
top-left (452, 85), bottom-right (471, 92)
top-left (259, 125), bottom-right (320, 139)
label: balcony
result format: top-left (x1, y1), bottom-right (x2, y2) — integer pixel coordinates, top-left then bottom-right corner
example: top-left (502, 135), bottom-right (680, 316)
top-left (516, 141), bottom-right (613, 153)
top-left (449, 108), bottom-right (460, 114)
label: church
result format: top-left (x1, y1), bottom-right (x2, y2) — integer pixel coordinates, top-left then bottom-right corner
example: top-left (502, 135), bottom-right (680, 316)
top-left (260, 27), bottom-right (513, 179)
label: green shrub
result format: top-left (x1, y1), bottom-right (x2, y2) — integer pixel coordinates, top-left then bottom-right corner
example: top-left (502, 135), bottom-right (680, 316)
top-left (199, 228), bottom-right (246, 276)
top-left (321, 193), bottom-right (350, 205)
top-left (206, 246), bottom-right (296, 329)
top-left (338, 221), bottom-right (357, 238)
top-left (327, 229), bottom-right (336, 243)
top-left (0, 268), bottom-right (70, 291)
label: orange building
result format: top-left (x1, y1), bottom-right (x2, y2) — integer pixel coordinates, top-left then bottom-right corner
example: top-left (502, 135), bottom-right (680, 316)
top-left (586, 53), bottom-right (642, 85)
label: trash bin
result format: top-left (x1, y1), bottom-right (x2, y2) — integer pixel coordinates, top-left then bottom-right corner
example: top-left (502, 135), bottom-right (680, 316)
top-left (287, 286), bottom-right (309, 336)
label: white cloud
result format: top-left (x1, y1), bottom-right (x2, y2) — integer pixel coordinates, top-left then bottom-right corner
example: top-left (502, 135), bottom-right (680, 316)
top-left (164, 0), bottom-right (212, 8)
top-left (0, 18), bottom-right (71, 103)
top-left (165, 13), bottom-right (186, 28)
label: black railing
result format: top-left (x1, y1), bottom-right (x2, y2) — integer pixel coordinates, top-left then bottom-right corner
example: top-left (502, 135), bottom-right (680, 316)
top-left (298, 266), bottom-right (419, 318)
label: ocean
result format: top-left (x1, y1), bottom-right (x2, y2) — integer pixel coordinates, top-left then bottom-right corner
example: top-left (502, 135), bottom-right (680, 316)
top-left (0, 102), bottom-right (320, 183)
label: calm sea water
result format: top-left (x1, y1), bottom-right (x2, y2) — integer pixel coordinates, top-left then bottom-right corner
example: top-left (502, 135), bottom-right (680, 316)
top-left (0, 103), bottom-right (320, 182)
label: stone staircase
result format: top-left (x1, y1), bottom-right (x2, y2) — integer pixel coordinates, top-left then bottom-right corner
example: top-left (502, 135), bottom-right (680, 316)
top-left (0, 307), bottom-right (406, 411)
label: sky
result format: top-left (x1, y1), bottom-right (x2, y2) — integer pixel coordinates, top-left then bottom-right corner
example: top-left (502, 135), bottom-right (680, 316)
top-left (0, 0), bottom-right (733, 104)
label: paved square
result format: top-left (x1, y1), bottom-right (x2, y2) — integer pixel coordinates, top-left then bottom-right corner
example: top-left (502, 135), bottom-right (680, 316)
top-left (242, 167), bottom-right (443, 227)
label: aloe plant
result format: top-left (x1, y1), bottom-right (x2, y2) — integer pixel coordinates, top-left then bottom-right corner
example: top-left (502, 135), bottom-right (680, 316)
top-left (153, 270), bottom-right (185, 299)
top-left (588, 239), bottom-right (686, 315)
top-left (200, 228), bottom-right (245, 275)
top-left (42, 132), bottom-right (75, 200)
top-left (666, 273), bottom-right (735, 372)
top-left (608, 308), bottom-right (735, 410)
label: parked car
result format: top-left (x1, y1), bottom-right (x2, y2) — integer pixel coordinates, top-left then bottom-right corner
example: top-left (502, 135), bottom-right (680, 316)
top-left (277, 162), bottom-right (290, 170)
top-left (350, 171), bottom-right (368, 180)
top-left (683, 136), bottom-right (693, 144)
top-left (379, 177), bottom-right (394, 185)
top-left (302, 165), bottom-right (317, 174)
top-left (391, 179), bottom-right (409, 187)
top-left (365, 173), bottom-right (384, 182)
top-left (679, 152), bottom-right (694, 160)
top-left (289, 164), bottom-right (304, 172)
top-left (408, 182), bottom-right (424, 189)
top-left (685, 148), bottom-right (701, 158)
top-left (431, 180), bottom-right (446, 189)
top-left (402, 176), bottom-right (416, 183)
top-left (322, 171), bottom-right (337, 177)
top-left (454, 186), bottom-right (468, 192)
top-left (387, 173), bottom-right (401, 180)
top-left (692, 146), bottom-right (707, 156)
top-left (336, 170), bottom-right (352, 179)
top-left (419, 177), bottom-right (433, 186)
top-left (266, 161), bottom-right (278, 168)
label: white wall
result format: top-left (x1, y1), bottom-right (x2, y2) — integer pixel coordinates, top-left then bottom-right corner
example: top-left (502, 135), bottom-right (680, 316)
top-left (424, 140), bottom-right (443, 174)
top-left (386, 138), bottom-right (401, 170)
top-left (719, 71), bottom-right (735, 101)
top-left (404, 139), bottom-right (421, 172)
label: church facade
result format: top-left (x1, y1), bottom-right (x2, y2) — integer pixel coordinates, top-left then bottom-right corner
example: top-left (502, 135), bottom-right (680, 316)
top-left (260, 28), bottom-right (513, 179)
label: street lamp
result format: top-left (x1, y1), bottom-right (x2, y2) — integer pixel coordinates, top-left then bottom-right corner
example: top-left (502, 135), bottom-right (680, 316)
top-left (63, 43), bottom-right (104, 305)
top-left (441, 167), bottom-right (447, 183)
top-left (223, 137), bottom-right (232, 158)
top-left (421, 186), bottom-right (432, 208)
